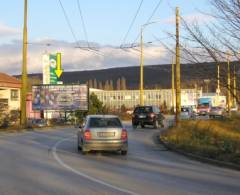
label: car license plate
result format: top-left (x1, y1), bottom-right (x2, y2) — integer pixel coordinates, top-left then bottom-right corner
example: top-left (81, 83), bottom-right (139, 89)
top-left (97, 132), bottom-right (115, 137)
top-left (139, 115), bottom-right (146, 118)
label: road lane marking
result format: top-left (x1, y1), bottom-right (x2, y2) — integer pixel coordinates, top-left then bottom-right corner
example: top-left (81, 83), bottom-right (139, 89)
top-left (52, 136), bottom-right (140, 195)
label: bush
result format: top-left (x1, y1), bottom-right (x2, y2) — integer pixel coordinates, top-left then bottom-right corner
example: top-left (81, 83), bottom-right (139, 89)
top-left (161, 117), bottom-right (240, 164)
top-left (75, 93), bottom-right (108, 124)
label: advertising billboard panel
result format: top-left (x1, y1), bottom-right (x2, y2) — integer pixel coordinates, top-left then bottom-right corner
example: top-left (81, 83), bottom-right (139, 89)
top-left (42, 53), bottom-right (62, 84)
top-left (32, 84), bottom-right (88, 111)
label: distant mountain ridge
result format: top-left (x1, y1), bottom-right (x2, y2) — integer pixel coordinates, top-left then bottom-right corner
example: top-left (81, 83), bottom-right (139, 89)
top-left (19, 62), bottom-right (240, 90)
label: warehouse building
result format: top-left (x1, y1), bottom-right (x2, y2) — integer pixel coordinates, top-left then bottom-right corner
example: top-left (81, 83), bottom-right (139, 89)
top-left (90, 88), bottom-right (202, 110)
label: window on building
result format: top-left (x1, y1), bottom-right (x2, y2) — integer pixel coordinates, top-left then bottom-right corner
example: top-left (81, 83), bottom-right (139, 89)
top-left (11, 89), bottom-right (19, 101)
top-left (0, 99), bottom-right (8, 111)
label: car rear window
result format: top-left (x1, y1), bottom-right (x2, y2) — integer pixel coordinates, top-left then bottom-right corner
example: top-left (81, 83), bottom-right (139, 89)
top-left (89, 117), bottom-right (122, 128)
top-left (134, 106), bottom-right (153, 113)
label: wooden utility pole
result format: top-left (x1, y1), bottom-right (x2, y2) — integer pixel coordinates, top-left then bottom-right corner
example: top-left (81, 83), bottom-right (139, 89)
top-left (233, 64), bottom-right (237, 107)
top-left (20, 0), bottom-right (28, 127)
top-left (227, 53), bottom-right (231, 112)
top-left (171, 57), bottom-right (175, 112)
top-left (140, 27), bottom-right (144, 106)
top-left (175, 7), bottom-right (181, 125)
top-left (217, 65), bottom-right (220, 95)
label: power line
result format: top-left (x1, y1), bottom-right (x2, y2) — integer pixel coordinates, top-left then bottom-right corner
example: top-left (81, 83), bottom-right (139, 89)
top-left (77, 0), bottom-right (90, 48)
top-left (58, 0), bottom-right (103, 56)
top-left (58, 0), bottom-right (80, 47)
top-left (120, 0), bottom-right (144, 47)
top-left (129, 0), bottom-right (163, 47)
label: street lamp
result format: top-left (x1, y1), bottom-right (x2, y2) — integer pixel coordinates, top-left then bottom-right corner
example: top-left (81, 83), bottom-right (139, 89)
top-left (139, 20), bottom-right (161, 106)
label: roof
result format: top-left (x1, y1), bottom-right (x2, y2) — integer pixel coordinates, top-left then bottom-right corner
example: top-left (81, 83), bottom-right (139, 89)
top-left (0, 72), bottom-right (21, 88)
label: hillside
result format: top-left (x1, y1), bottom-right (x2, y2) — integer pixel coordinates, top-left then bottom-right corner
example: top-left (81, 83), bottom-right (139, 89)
top-left (21, 62), bottom-right (240, 91)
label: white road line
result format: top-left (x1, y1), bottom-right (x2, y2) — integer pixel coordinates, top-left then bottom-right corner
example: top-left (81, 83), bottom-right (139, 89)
top-left (52, 136), bottom-right (140, 195)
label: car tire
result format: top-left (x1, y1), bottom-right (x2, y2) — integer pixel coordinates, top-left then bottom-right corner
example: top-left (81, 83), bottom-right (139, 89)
top-left (132, 123), bottom-right (138, 129)
top-left (121, 150), bottom-right (127, 155)
top-left (141, 124), bottom-right (145, 128)
top-left (77, 137), bottom-right (82, 151)
top-left (82, 147), bottom-right (88, 155)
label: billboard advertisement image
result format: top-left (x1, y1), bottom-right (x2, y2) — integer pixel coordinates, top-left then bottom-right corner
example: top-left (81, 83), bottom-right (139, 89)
top-left (32, 84), bottom-right (88, 111)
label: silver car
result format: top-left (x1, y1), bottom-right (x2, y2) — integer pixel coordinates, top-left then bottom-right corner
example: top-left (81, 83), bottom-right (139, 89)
top-left (209, 107), bottom-right (226, 118)
top-left (77, 115), bottom-right (128, 155)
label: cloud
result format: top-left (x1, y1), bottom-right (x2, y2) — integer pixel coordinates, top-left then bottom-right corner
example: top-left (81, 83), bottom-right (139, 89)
top-left (0, 39), bottom-right (170, 75)
top-left (0, 22), bottom-right (21, 37)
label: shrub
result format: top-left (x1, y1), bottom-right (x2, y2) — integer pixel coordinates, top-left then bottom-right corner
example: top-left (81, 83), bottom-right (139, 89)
top-left (161, 117), bottom-right (240, 164)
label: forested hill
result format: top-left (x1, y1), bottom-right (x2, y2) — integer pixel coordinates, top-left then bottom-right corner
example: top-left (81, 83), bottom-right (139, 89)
top-left (21, 61), bottom-right (240, 90)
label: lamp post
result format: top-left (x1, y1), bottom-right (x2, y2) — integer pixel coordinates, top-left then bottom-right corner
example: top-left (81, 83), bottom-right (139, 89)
top-left (139, 21), bottom-right (161, 106)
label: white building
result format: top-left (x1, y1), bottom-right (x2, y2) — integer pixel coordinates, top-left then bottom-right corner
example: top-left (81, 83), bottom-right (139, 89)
top-left (90, 88), bottom-right (202, 110)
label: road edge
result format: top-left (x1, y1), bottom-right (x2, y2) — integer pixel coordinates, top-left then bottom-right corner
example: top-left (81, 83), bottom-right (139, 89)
top-left (158, 134), bottom-right (240, 171)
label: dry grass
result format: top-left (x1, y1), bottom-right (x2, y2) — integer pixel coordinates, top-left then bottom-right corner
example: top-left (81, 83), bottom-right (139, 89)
top-left (161, 115), bottom-right (240, 164)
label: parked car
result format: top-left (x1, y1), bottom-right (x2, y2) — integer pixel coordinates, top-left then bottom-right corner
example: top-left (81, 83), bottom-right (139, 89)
top-left (132, 106), bottom-right (165, 129)
top-left (209, 107), bottom-right (226, 118)
top-left (180, 107), bottom-right (195, 120)
top-left (197, 104), bottom-right (211, 115)
top-left (28, 118), bottom-right (47, 128)
top-left (77, 115), bottom-right (128, 155)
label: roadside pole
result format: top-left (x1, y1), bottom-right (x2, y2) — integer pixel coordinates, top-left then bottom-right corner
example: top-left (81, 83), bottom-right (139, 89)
top-left (175, 7), bottom-right (181, 126)
top-left (217, 64), bottom-right (220, 95)
top-left (20, 0), bottom-right (28, 127)
top-left (233, 64), bottom-right (237, 107)
top-left (227, 53), bottom-right (231, 113)
top-left (140, 27), bottom-right (144, 106)
top-left (171, 57), bottom-right (175, 112)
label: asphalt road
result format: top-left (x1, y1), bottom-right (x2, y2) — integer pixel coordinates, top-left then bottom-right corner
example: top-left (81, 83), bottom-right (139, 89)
top-left (0, 123), bottom-right (240, 195)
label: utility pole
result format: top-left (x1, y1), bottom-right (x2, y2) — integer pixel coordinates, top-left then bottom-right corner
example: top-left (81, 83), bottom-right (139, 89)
top-left (216, 64), bottom-right (220, 95)
top-left (171, 57), bottom-right (175, 112)
top-left (20, 0), bottom-right (28, 127)
top-left (175, 7), bottom-right (181, 126)
top-left (227, 53), bottom-right (231, 113)
top-left (233, 64), bottom-right (237, 107)
top-left (140, 27), bottom-right (144, 106)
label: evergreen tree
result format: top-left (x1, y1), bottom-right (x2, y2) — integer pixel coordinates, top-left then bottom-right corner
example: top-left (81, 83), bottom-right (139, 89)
top-left (117, 78), bottom-right (121, 90)
top-left (98, 81), bottom-right (103, 89)
top-left (104, 80), bottom-right (109, 90)
top-left (109, 80), bottom-right (114, 90)
top-left (93, 78), bottom-right (98, 89)
top-left (121, 77), bottom-right (127, 90)
top-left (88, 79), bottom-right (93, 88)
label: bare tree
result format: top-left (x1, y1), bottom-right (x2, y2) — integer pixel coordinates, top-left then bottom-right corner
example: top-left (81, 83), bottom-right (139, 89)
top-left (161, 0), bottom-right (240, 105)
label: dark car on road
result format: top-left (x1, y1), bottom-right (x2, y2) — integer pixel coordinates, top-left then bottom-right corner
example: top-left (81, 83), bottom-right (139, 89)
top-left (132, 106), bottom-right (164, 129)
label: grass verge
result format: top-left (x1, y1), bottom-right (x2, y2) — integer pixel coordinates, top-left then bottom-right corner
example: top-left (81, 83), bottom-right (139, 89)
top-left (160, 115), bottom-right (240, 164)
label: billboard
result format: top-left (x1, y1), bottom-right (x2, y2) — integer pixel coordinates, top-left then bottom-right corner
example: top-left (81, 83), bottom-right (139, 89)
top-left (32, 84), bottom-right (88, 111)
top-left (42, 53), bottom-right (62, 84)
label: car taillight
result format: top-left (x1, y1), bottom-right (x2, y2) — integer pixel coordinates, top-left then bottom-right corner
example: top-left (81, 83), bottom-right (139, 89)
top-left (121, 129), bottom-right (128, 141)
top-left (148, 113), bottom-right (155, 118)
top-left (84, 129), bottom-right (91, 141)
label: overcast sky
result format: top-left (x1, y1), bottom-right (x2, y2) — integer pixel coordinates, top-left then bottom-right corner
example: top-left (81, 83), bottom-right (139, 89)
top-left (0, 0), bottom-right (211, 75)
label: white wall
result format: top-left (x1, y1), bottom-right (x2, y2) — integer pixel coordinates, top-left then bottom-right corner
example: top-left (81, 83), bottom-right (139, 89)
top-left (0, 87), bottom-right (20, 111)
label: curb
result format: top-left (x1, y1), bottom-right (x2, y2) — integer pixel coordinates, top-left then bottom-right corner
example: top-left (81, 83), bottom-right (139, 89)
top-left (159, 135), bottom-right (240, 171)
top-left (0, 125), bottom-right (73, 136)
